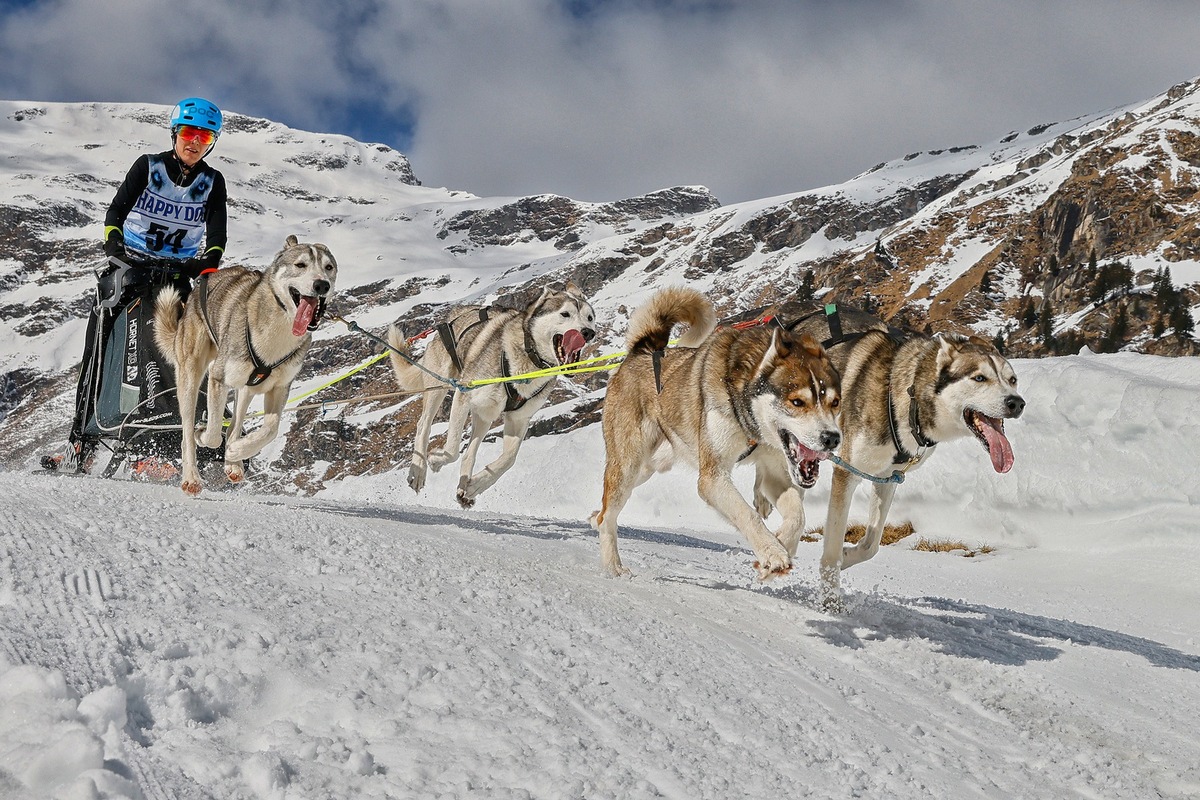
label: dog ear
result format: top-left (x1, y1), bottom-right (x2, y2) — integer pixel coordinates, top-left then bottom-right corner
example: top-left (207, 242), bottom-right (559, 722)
top-left (562, 280), bottom-right (584, 299)
top-left (764, 328), bottom-right (792, 362)
top-left (934, 333), bottom-right (966, 370)
top-left (796, 332), bottom-right (826, 359)
top-left (525, 286), bottom-right (552, 317)
top-left (285, 234), bottom-right (299, 247)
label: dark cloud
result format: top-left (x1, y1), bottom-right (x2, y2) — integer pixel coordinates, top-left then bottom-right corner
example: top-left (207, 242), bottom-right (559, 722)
top-left (1, 0), bottom-right (1197, 203)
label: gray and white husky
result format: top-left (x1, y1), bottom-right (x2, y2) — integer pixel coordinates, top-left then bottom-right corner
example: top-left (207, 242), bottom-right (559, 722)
top-left (154, 235), bottom-right (338, 495)
top-left (769, 305), bottom-right (1025, 609)
top-left (593, 287), bottom-right (842, 580)
top-left (388, 281), bottom-right (596, 507)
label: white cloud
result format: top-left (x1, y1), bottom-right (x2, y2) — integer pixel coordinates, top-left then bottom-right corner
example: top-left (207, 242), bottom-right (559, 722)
top-left (2, 0), bottom-right (1197, 203)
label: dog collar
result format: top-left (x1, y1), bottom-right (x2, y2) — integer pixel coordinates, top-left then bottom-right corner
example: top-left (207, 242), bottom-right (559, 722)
top-left (523, 325), bottom-right (554, 371)
top-left (888, 384), bottom-right (937, 464)
top-left (500, 353), bottom-right (551, 412)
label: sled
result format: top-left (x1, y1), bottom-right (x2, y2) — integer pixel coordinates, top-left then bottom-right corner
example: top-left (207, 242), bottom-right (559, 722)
top-left (46, 256), bottom-right (229, 479)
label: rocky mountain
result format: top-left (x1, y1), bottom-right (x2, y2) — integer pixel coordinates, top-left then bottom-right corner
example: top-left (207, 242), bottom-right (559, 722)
top-left (0, 81), bottom-right (1197, 490)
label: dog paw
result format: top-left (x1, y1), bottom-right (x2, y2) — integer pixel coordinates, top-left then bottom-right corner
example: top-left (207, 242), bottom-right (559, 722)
top-left (819, 591), bottom-right (847, 615)
top-left (601, 559), bottom-right (631, 578)
top-left (428, 449), bottom-right (456, 471)
top-left (225, 463), bottom-right (244, 483)
top-left (197, 425), bottom-right (224, 449)
top-left (752, 548), bottom-right (792, 580)
top-left (181, 479), bottom-right (202, 496)
top-left (407, 467), bottom-right (426, 493)
top-left (456, 488), bottom-right (476, 508)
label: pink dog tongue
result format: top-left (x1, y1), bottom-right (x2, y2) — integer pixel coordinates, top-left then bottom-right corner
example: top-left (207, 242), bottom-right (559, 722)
top-left (560, 328), bottom-right (587, 362)
top-left (292, 297), bottom-right (317, 336)
top-left (978, 415), bottom-right (1014, 473)
top-left (792, 440), bottom-right (829, 462)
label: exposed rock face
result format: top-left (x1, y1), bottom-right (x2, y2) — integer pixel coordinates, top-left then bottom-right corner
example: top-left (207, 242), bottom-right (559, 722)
top-left (439, 186), bottom-right (719, 251)
top-left (2, 85), bottom-right (1199, 487)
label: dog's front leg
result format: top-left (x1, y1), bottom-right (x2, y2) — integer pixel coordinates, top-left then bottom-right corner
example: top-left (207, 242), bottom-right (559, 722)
top-left (697, 459), bottom-right (791, 579)
top-left (842, 482), bottom-right (897, 570)
top-left (819, 467), bottom-right (860, 612)
top-left (751, 455), bottom-right (808, 555)
top-left (221, 388), bottom-right (257, 482)
top-left (461, 406), bottom-right (536, 504)
top-left (455, 406), bottom-right (497, 508)
top-left (226, 385), bottom-right (286, 465)
top-left (751, 464), bottom-right (774, 519)
top-left (198, 374), bottom-right (227, 450)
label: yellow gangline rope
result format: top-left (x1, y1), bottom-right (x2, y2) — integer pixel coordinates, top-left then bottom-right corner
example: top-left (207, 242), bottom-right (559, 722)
top-left (247, 317), bottom-right (676, 419)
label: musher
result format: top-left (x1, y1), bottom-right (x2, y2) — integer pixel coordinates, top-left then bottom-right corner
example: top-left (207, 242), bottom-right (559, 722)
top-left (46, 96), bottom-right (228, 472)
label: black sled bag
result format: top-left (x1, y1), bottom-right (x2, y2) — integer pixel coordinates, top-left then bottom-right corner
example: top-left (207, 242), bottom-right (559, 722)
top-left (84, 284), bottom-right (192, 439)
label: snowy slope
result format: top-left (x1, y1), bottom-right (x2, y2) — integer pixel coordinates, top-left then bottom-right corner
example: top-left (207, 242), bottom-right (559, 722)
top-left (2, 352), bottom-right (1198, 799)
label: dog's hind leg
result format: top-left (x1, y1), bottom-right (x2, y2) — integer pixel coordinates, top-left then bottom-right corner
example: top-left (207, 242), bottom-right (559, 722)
top-left (841, 482), bottom-right (897, 570)
top-left (428, 390), bottom-right (470, 471)
top-left (175, 357), bottom-right (207, 496)
top-left (408, 387), bottom-right (448, 492)
top-left (592, 415), bottom-right (662, 577)
top-left (593, 458), bottom-right (641, 579)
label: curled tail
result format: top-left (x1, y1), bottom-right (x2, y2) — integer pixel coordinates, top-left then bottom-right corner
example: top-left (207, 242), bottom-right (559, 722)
top-left (626, 286), bottom-right (717, 355)
top-left (387, 324), bottom-right (425, 392)
top-left (153, 286), bottom-right (184, 367)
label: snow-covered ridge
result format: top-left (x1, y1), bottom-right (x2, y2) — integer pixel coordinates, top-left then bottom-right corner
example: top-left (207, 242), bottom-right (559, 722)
top-left (2, 78), bottom-right (1198, 480)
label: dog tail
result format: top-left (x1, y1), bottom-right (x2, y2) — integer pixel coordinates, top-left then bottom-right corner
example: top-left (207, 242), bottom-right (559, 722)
top-left (387, 324), bottom-right (425, 392)
top-left (152, 286), bottom-right (184, 367)
top-left (626, 286), bottom-right (717, 355)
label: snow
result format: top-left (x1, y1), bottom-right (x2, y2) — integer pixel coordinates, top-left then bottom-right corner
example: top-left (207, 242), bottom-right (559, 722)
top-left (2, 351), bottom-right (1199, 799)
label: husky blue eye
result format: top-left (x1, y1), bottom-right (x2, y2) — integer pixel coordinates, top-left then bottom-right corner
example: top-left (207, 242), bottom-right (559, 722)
top-left (973, 375), bottom-right (987, 382)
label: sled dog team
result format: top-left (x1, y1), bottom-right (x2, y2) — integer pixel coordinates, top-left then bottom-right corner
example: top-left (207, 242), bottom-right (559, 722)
top-left (151, 236), bottom-right (1023, 605)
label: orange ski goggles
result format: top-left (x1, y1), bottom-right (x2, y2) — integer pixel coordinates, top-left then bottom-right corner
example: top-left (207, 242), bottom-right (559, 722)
top-left (175, 125), bottom-right (217, 147)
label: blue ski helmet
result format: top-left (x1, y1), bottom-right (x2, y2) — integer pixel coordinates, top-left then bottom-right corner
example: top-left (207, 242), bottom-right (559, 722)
top-left (170, 97), bottom-right (222, 135)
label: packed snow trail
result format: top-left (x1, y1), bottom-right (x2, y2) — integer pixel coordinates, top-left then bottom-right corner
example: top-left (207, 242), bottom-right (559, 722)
top-left (1, 468), bottom-right (1198, 799)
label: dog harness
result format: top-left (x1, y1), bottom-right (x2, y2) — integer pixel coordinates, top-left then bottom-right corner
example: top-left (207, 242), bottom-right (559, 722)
top-left (437, 308), bottom-right (493, 373)
top-left (499, 353), bottom-right (554, 412)
top-left (196, 272), bottom-right (308, 387)
top-left (245, 328), bottom-right (305, 387)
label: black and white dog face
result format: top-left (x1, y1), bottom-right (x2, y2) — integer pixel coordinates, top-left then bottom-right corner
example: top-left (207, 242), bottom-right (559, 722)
top-left (269, 234), bottom-right (338, 335)
top-left (933, 334), bottom-right (1024, 473)
top-left (526, 281), bottom-right (596, 366)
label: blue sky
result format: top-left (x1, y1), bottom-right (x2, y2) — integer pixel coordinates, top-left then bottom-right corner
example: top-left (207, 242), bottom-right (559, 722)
top-left (1, 0), bottom-right (1197, 204)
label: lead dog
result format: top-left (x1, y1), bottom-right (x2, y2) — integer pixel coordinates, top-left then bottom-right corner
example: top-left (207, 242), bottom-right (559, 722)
top-left (772, 305), bottom-right (1024, 609)
top-left (388, 281), bottom-right (596, 507)
top-left (592, 286), bottom-right (842, 579)
top-left (154, 235), bottom-right (337, 495)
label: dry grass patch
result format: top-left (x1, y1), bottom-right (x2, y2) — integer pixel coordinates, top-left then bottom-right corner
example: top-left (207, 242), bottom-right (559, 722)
top-left (911, 538), bottom-right (996, 558)
top-left (800, 521), bottom-right (917, 545)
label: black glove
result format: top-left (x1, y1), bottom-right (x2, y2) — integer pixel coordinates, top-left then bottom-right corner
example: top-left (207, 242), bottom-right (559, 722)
top-left (103, 232), bottom-right (125, 258)
top-left (203, 248), bottom-right (222, 272)
top-left (182, 258), bottom-right (208, 280)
